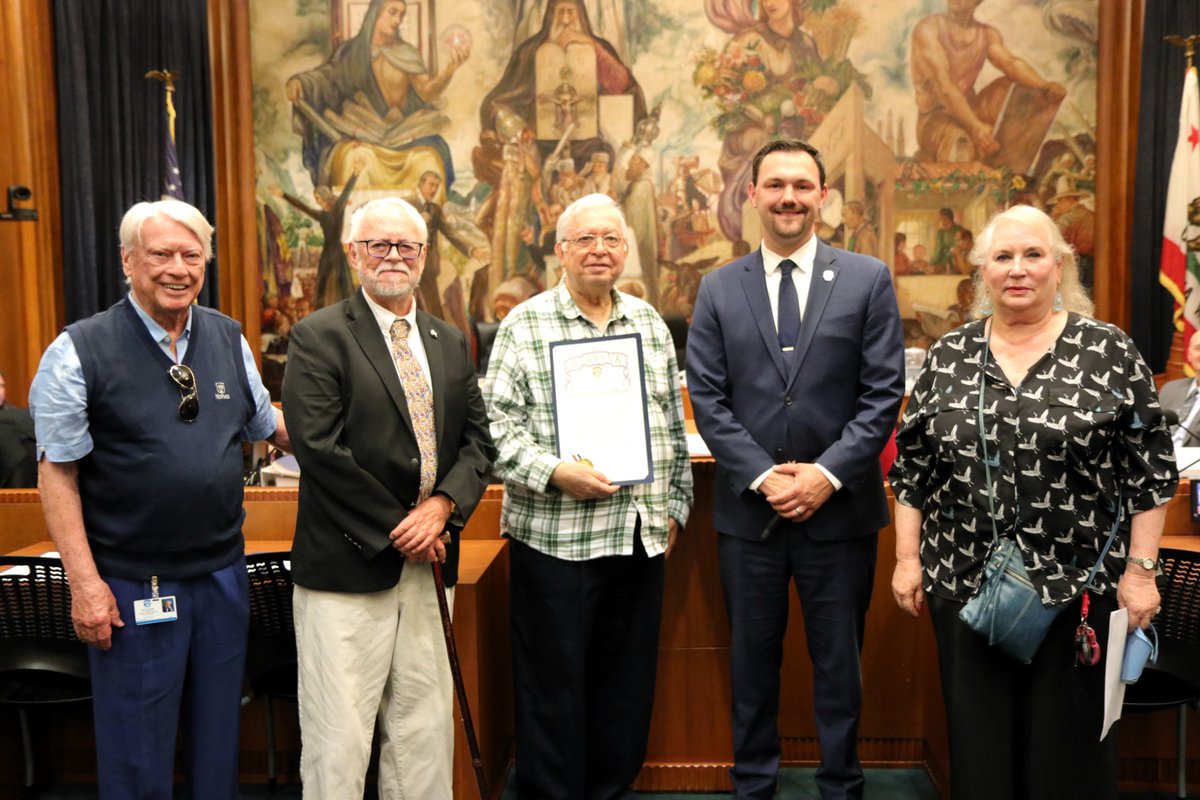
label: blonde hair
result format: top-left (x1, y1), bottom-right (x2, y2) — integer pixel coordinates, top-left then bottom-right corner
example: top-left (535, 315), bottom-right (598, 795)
top-left (967, 204), bottom-right (1093, 319)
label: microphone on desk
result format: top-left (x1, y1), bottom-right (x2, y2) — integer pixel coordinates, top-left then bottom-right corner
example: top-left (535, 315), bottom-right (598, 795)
top-left (1163, 410), bottom-right (1200, 472)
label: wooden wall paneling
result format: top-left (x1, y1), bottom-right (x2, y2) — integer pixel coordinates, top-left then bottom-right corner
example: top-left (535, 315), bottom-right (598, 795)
top-left (1095, 0), bottom-right (1144, 330)
top-left (452, 540), bottom-right (514, 799)
top-left (207, 0), bottom-right (262, 356)
top-left (0, 489), bottom-right (49, 554)
top-left (0, 0), bottom-right (63, 405)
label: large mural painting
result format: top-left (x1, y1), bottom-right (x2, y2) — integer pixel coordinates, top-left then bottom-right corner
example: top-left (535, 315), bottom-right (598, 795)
top-left (251, 0), bottom-right (1098, 392)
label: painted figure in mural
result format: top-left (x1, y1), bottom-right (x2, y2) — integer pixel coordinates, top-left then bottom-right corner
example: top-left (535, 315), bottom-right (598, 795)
top-left (478, 109), bottom-right (548, 321)
top-left (910, 0), bottom-right (1066, 164)
top-left (701, 0), bottom-right (861, 243)
top-left (929, 207), bottom-right (965, 272)
top-left (480, 0), bottom-right (646, 167)
top-left (513, 0), bottom-right (630, 63)
top-left (415, 170), bottom-right (488, 325)
top-left (951, 227), bottom-right (975, 275)
top-left (1050, 177), bottom-right (1095, 289)
top-left (893, 231), bottom-right (911, 274)
top-left (581, 151), bottom-right (614, 198)
top-left (916, 276), bottom-right (974, 341)
top-left (909, 243), bottom-right (930, 275)
top-left (285, 0), bottom-right (469, 191)
top-left (842, 200), bottom-right (877, 258)
top-left (620, 146), bottom-right (660, 304)
top-left (275, 165), bottom-right (361, 309)
top-left (548, 159), bottom-right (590, 217)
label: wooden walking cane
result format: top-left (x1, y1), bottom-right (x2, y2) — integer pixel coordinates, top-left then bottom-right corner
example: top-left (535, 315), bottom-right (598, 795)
top-left (432, 557), bottom-right (489, 798)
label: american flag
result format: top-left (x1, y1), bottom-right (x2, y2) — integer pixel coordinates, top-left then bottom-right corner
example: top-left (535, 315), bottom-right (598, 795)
top-left (146, 69), bottom-right (184, 200)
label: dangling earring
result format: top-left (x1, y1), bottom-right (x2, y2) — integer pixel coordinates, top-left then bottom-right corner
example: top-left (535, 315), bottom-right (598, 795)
top-left (979, 295), bottom-right (993, 316)
top-left (1053, 291), bottom-right (1064, 312)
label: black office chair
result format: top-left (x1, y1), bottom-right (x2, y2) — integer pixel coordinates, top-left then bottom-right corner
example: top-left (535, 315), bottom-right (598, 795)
top-left (662, 314), bottom-right (688, 371)
top-left (1123, 548), bottom-right (1200, 799)
top-left (474, 319), bottom-right (501, 375)
top-left (242, 552), bottom-right (297, 793)
top-left (0, 556), bottom-right (92, 798)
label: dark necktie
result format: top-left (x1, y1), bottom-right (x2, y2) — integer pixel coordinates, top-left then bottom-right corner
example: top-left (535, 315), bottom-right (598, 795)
top-left (777, 259), bottom-right (801, 352)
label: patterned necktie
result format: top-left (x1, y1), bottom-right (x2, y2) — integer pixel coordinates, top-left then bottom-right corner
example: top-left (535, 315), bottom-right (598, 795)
top-left (389, 319), bottom-right (437, 502)
top-left (777, 259), bottom-right (801, 351)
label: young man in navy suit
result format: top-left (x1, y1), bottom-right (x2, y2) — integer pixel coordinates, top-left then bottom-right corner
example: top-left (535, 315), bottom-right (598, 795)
top-left (686, 140), bottom-right (905, 799)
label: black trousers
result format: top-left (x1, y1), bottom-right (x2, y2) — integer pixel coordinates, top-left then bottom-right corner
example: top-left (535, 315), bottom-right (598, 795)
top-left (509, 526), bottom-right (665, 800)
top-left (719, 527), bottom-right (878, 800)
top-left (928, 592), bottom-right (1119, 800)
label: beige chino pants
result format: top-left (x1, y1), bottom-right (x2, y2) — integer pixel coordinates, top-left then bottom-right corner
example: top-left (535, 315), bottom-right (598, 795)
top-left (294, 564), bottom-right (454, 799)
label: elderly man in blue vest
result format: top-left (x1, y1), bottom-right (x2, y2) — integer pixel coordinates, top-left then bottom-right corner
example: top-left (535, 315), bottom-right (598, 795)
top-left (29, 199), bottom-right (288, 800)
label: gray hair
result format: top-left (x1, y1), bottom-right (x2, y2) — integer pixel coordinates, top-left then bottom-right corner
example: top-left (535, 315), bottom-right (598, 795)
top-left (556, 193), bottom-right (628, 243)
top-left (968, 204), bottom-right (1093, 320)
top-left (119, 200), bottom-right (214, 262)
top-left (346, 197), bottom-right (428, 243)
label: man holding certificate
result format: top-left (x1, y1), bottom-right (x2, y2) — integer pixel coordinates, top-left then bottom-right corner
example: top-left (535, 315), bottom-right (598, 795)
top-left (686, 139), bottom-right (905, 799)
top-left (484, 193), bottom-right (693, 799)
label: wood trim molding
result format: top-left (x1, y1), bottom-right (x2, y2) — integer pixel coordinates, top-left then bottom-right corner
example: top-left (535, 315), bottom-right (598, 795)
top-left (208, 0), bottom-right (261, 363)
top-left (0, 0), bottom-right (63, 405)
top-left (1095, 0), bottom-right (1144, 330)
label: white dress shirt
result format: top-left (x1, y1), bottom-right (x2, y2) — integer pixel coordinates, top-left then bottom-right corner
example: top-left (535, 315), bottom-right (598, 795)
top-left (362, 293), bottom-right (432, 390)
top-left (762, 235), bottom-right (818, 331)
top-left (1174, 382), bottom-right (1200, 447)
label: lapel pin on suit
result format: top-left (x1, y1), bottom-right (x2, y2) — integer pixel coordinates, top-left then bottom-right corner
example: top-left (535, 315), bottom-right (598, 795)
top-left (429, 328), bottom-right (438, 338)
top-left (822, 270), bottom-right (834, 282)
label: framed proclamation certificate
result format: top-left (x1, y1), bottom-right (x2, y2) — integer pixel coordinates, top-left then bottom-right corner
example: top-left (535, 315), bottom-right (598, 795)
top-left (549, 333), bottom-right (653, 485)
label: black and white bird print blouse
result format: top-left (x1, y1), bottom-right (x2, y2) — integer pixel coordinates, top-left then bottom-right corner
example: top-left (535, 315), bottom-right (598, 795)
top-left (890, 313), bottom-right (1178, 606)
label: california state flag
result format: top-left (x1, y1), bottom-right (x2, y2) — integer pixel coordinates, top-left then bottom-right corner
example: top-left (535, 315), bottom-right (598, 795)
top-left (1160, 65), bottom-right (1200, 366)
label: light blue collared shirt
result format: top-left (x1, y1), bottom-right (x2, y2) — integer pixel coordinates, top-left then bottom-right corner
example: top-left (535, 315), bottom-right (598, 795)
top-left (29, 294), bottom-right (277, 463)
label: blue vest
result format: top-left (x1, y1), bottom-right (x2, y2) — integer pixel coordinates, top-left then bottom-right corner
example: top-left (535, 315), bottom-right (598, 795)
top-left (68, 299), bottom-right (255, 579)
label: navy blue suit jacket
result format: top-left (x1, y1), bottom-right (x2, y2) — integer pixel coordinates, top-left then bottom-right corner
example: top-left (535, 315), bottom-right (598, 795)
top-left (686, 241), bottom-right (905, 541)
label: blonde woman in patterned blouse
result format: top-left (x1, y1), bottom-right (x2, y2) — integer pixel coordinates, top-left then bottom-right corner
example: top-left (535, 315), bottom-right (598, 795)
top-left (888, 204), bottom-right (1176, 800)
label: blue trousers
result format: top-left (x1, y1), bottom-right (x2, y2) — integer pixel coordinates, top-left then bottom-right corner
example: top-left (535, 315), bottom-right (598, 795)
top-left (719, 528), bottom-right (877, 800)
top-left (89, 558), bottom-right (249, 800)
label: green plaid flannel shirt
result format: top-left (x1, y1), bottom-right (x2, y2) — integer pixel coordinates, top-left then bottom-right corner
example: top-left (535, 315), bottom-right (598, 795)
top-left (483, 282), bottom-right (693, 560)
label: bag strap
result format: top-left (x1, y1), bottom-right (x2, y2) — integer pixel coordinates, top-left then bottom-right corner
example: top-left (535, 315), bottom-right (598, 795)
top-left (978, 323), bottom-right (1002, 547)
top-left (977, 320), bottom-right (1122, 591)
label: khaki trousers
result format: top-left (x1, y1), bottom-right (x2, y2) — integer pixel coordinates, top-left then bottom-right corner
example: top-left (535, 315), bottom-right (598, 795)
top-left (294, 564), bottom-right (454, 799)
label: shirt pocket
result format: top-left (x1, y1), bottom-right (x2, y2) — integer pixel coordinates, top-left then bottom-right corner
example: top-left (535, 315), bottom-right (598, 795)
top-left (1044, 390), bottom-right (1118, 459)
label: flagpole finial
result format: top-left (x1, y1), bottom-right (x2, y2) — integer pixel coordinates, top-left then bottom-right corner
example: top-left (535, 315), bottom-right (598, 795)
top-left (145, 69), bottom-right (179, 92)
top-left (1166, 35), bottom-right (1200, 71)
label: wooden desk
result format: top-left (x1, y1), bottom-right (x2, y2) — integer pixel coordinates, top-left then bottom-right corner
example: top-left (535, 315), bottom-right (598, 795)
top-left (3, 478), bottom-right (1198, 797)
top-left (1, 532), bottom-right (512, 800)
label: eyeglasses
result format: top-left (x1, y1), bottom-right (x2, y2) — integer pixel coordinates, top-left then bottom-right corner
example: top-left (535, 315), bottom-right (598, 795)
top-left (168, 364), bottom-right (199, 423)
top-left (357, 240), bottom-right (425, 260)
top-left (564, 234), bottom-right (624, 251)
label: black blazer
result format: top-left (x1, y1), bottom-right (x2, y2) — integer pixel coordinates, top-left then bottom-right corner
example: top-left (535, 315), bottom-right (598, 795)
top-left (282, 290), bottom-right (495, 591)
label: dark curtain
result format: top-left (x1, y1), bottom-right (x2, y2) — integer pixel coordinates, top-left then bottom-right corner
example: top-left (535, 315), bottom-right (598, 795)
top-left (54, 0), bottom-right (217, 324)
top-left (1131, 0), bottom-right (1200, 372)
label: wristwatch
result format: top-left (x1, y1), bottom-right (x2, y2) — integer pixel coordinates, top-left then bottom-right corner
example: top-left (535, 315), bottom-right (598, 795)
top-left (1125, 555), bottom-right (1159, 571)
